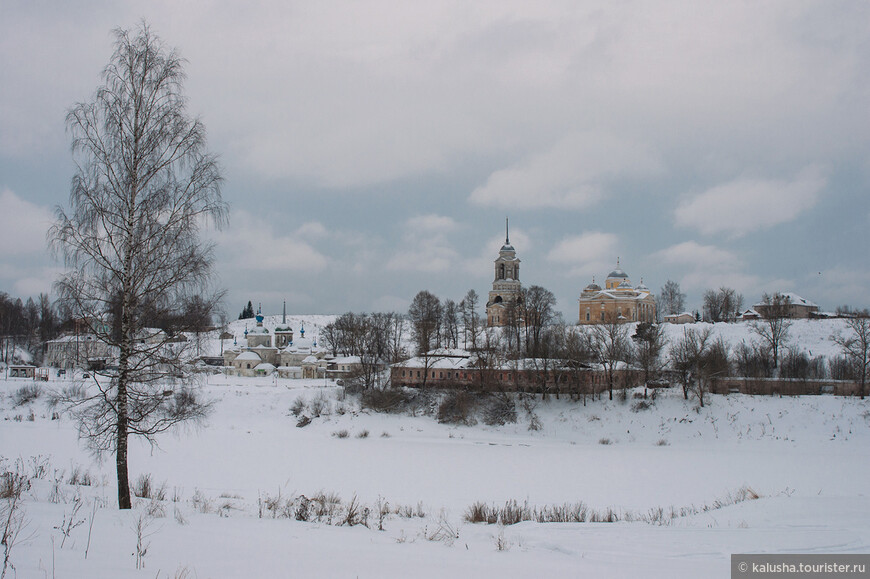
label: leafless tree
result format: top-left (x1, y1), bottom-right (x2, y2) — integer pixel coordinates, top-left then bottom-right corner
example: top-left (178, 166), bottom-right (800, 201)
top-left (669, 327), bottom-right (728, 407)
top-left (50, 23), bottom-right (226, 509)
top-left (585, 313), bottom-right (634, 400)
top-left (658, 280), bottom-right (686, 318)
top-left (752, 293), bottom-right (793, 370)
top-left (632, 322), bottom-right (668, 395)
top-left (520, 285), bottom-right (557, 358)
top-left (460, 289), bottom-right (481, 350)
top-left (702, 287), bottom-right (744, 322)
top-left (734, 341), bottom-right (774, 378)
top-left (441, 299), bottom-right (460, 349)
top-left (408, 290), bottom-right (442, 355)
top-left (670, 327), bottom-right (711, 404)
top-left (555, 325), bottom-right (592, 403)
top-left (831, 315), bottom-right (870, 398)
top-left (470, 328), bottom-right (503, 392)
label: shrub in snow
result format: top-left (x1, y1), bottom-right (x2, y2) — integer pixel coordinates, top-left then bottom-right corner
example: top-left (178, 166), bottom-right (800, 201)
top-left (437, 391), bottom-right (477, 425)
top-left (356, 429), bottom-right (369, 438)
top-left (333, 429), bottom-right (349, 439)
top-left (191, 489), bottom-right (213, 514)
top-left (360, 388), bottom-right (413, 413)
top-left (67, 465), bottom-right (94, 487)
top-left (133, 474), bottom-right (166, 501)
top-left (631, 399), bottom-right (652, 412)
top-left (423, 515), bottom-right (459, 545)
top-left (309, 392), bottom-right (330, 417)
top-left (290, 396), bottom-right (307, 417)
top-left (465, 502), bottom-right (497, 524)
top-left (11, 384), bottom-right (41, 407)
top-left (483, 394), bottom-right (517, 426)
top-left (598, 437), bottom-right (612, 445)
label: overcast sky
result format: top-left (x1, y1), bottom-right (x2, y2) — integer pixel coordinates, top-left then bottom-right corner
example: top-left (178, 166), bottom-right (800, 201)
top-left (1, 1), bottom-right (868, 320)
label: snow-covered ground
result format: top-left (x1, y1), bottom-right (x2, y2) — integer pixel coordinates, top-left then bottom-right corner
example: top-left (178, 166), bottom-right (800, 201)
top-left (2, 371), bottom-right (869, 578)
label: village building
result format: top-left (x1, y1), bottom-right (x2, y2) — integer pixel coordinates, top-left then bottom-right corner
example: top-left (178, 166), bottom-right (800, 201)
top-left (486, 219), bottom-right (522, 327)
top-left (44, 333), bottom-right (116, 369)
top-left (577, 259), bottom-right (656, 325)
top-left (390, 348), bottom-right (643, 394)
top-left (222, 306), bottom-right (338, 378)
top-left (753, 293), bottom-right (820, 319)
top-left (663, 312), bottom-right (695, 324)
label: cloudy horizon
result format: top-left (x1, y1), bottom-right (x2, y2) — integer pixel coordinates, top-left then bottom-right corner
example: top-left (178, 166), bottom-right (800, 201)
top-left (2, 1), bottom-right (868, 320)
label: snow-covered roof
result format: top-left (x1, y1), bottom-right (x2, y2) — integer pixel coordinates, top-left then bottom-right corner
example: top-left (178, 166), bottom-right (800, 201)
top-left (425, 348), bottom-right (471, 358)
top-left (254, 363), bottom-right (275, 371)
top-left (753, 293), bottom-right (818, 308)
top-left (393, 353), bottom-right (473, 370)
top-left (607, 268), bottom-right (628, 279)
top-left (46, 334), bottom-right (100, 344)
top-left (235, 351), bottom-right (262, 361)
top-left (581, 290), bottom-right (649, 302)
top-left (332, 356), bottom-right (361, 365)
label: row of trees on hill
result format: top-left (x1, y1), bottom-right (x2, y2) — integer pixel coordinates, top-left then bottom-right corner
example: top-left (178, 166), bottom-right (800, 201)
top-left (657, 280), bottom-right (868, 324)
top-left (320, 282), bottom-right (869, 402)
top-left (406, 286), bottom-right (558, 358)
top-left (657, 280), bottom-right (745, 322)
top-left (0, 291), bottom-right (62, 364)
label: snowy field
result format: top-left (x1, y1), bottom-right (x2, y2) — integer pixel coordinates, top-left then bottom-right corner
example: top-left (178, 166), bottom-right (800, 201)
top-left (2, 370), bottom-right (869, 578)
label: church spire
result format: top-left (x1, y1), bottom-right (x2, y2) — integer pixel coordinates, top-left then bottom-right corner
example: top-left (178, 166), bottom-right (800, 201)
top-left (505, 217), bottom-right (510, 245)
top-left (282, 300), bottom-right (286, 324)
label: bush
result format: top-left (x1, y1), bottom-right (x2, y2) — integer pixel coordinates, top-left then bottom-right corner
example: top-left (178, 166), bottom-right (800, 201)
top-left (0, 471), bottom-right (30, 500)
top-left (356, 430), bottom-right (369, 439)
top-left (483, 394), bottom-right (517, 426)
top-left (360, 388), bottom-right (413, 413)
top-left (133, 473), bottom-right (166, 500)
top-left (310, 392), bottom-right (330, 417)
top-left (464, 501), bottom-right (497, 524)
top-left (631, 400), bottom-right (652, 412)
top-left (12, 384), bottom-right (41, 407)
top-left (437, 391), bottom-right (477, 425)
top-left (67, 465), bottom-right (94, 486)
top-left (333, 429), bottom-right (349, 439)
top-left (290, 396), bottom-right (307, 417)
top-left (598, 437), bottom-right (612, 445)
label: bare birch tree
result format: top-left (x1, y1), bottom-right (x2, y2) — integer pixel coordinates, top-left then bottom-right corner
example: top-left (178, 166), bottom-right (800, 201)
top-left (50, 23), bottom-right (227, 509)
top-left (658, 280), bottom-right (686, 318)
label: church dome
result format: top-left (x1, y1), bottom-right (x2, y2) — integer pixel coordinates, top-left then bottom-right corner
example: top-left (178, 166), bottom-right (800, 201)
top-left (584, 281), bottom-right (601, 292)
top-left (608, 267), bottom-right (628, 279)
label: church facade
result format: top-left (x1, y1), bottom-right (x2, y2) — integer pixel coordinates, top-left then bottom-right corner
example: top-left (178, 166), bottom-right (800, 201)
top-left (578, 260), bottom-right (656, 324)
top-left (486, 220), bottom-right (522, 327)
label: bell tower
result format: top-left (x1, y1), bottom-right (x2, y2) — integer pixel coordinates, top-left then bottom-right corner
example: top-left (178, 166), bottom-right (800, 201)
top-left (486, 218), bottom-right (522, 327)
